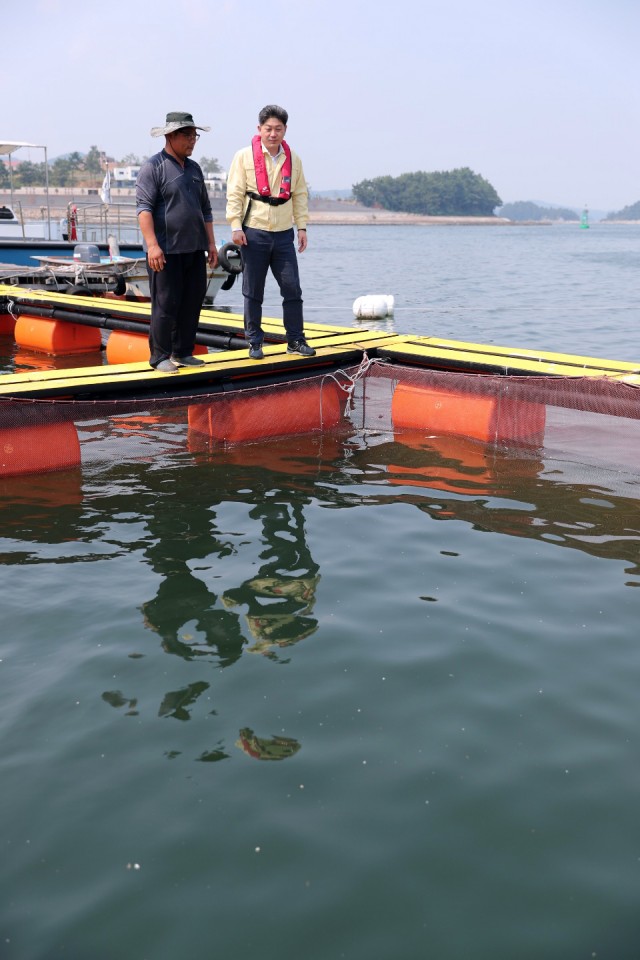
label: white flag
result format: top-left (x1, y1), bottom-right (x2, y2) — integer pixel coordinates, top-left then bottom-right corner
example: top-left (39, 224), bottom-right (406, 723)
top-left (100, 168), bottom-right (111, 204)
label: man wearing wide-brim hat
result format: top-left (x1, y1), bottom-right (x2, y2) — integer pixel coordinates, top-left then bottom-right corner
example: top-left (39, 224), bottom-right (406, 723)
top-left (136, 111), bottom-right (218, 374)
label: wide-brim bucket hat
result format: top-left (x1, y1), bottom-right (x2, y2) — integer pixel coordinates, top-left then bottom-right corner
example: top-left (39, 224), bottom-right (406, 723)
top-left (150, 111), bottom-right (211, 137)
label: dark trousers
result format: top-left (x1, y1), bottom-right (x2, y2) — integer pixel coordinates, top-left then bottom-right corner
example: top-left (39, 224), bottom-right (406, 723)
top-left (241, 227), bottom-right (304, 346)
top-left (147, 251), bottom-right (207, 367)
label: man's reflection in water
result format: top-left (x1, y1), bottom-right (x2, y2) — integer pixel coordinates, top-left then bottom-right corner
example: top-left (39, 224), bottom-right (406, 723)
top-left (140, 503), bottom-right (246, 669)
top-left (105, 467), bottom-right (321, 759)
top-left (135, 455), bottom-right (322, 740)
top-left (236, 727), bottom-right (301, 760)
top-left (221, 500), bottom-right (320, 661)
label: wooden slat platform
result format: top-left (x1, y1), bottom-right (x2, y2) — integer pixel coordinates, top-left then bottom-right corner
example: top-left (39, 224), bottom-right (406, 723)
top-left (0, 328), bottom-right (400, 400)
top-left (378, 336), bottom-right (640, 384)
top-left (1, 284), bottom-right (639, 399)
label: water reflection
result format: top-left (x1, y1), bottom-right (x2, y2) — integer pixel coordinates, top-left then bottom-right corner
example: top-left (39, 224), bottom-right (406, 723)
top-left (236, 728), bottom-right (301, 760)
top-left (2, 420), bottom-right (639, 766)
top-left (359, 431), bottom-right (640, 574)
top-left (221, 501), bottom-right (320, 661)
top-left (101, 689), bottom-right (139, 716)
top-left (140, 508), bottom-right (245, 669)
top-left (158, 681), bottom-right (210, 721)
top-left (1, 420), bottom-right (639, 579)
top-left (138, 468), bottom-right (322, 668)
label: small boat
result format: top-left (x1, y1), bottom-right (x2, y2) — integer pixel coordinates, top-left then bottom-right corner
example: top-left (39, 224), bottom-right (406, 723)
top-left (29, 248), bottom-right (145, 297)
top-left (0, 235), bottom-right (242, 302)
top-left (0, 203), bottom-right (51, 240)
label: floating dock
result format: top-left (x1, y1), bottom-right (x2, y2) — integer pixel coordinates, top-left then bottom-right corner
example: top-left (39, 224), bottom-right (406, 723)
top-left (1, 283), bottom-right (639, 480)
top-left (1, 283), bottom-right (639, 401)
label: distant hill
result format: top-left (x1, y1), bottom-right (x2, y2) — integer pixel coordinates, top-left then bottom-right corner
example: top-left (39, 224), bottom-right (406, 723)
top-left (603, 200), bottom-right (640, 221)
top-left (499, 200), bottom-right (609, 222)
top-left (498, 201), bottom-right (579, 222)
top-left (310, 189), bottom-right (353, 200)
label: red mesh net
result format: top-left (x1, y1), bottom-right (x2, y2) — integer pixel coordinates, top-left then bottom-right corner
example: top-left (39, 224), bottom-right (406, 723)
top-left (1, 357), bottom-right (639, 483)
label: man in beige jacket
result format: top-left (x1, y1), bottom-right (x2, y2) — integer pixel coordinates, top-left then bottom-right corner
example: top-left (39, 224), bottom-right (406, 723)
top-left (226, 105), bottom-right (315, 360)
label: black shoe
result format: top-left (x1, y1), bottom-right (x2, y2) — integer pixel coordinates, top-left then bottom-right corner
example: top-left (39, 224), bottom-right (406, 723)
top-left (249, 344), bottom-right (264, 360)
top-left (287, 340), bottom-right (316, 356)
top-left (171, 354), bottom-right (206, 367)
top-left (154, 359), bottom-right (180, 374)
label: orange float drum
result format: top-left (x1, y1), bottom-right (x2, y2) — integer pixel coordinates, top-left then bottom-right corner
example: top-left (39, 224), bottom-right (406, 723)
top-left (0, 421), bottom-right (81, 477)
top-left (14, 315), bottom-right (101, 355)
top-left (188, 380), bottom-right (346, 443)
top-left (106, 331), bottom-right (207, 365)
top-left (391, 382), bottom-right (546, 443)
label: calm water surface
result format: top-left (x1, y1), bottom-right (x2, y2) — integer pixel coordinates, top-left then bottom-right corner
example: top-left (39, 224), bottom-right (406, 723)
top-left (1, 224), bottom-right (640, 960)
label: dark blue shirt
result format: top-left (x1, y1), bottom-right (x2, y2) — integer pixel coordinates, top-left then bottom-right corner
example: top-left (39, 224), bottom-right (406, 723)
top-left (135, 149), bottom-right (213, 254)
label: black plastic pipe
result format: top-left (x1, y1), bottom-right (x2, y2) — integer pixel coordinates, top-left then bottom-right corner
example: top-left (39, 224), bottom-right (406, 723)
top-left (9, 301), bottom-right (249, 350)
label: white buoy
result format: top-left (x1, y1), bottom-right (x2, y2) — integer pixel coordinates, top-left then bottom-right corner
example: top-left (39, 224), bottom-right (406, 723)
top-left (352, 294), bottom-right (395, 319)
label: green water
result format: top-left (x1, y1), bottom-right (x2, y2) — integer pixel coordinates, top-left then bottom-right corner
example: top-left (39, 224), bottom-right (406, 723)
top-left (1, 428), bottom-right (639, 960)
top-left (2, 225), bottom-right (640, 959)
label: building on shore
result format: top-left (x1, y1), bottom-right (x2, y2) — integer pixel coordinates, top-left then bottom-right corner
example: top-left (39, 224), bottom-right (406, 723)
top-left (110, 163), bottom-right (227, 193)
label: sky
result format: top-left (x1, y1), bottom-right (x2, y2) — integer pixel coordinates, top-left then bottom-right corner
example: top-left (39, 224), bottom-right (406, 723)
top-left (2, 0), bottom-right (639, 212)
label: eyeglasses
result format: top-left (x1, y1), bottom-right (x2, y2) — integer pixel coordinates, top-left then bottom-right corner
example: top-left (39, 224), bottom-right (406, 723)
top-left (177, 129), bottom-right (200, 140)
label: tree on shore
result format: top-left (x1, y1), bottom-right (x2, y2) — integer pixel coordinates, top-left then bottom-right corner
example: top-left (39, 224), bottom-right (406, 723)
top-left (14, 160), bottom-right (44, 186)
top-left (48, 156), bottom-right (80, 187)
top-left (199, 156), bottom-right (222, 175)
top-left (49, 157), bottom-right (74, 186)
top-left (2, 146), bottom-right (220, 189)
top-left (84, 145), bottom-right (104, 176)
top-left (4, 148), bottom-right (109, 188)
top-left (352, 167), bottom-right (502, 216)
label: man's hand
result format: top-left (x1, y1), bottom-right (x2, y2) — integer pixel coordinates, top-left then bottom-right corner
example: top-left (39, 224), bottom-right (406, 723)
top-left (298, 230), bottom-right (308, 253)
top-left (147, 242), bottom-right (165, 272)
top-left (232, 229), bottom-right (248, 246)
top-left (208, 244), bottom-right (219, 268)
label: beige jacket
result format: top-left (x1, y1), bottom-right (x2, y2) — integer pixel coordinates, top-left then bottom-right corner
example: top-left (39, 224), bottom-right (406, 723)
top-left (225, 141), bottom-right (309, 232)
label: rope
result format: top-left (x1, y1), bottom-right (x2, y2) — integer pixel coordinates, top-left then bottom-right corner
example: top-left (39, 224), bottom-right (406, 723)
top-left (320, 351), bottom-right (387, 401)
top-left (317, 352), bottom-right (390, 431)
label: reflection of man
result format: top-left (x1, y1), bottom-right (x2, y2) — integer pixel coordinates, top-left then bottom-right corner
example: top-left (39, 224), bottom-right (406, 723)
top-left (236, 728), bottom-right (300, 761)
top-left (136, 111), bottom-right (218, 374)
top-left (221, 501), bottom-right (320, 659)
top-left (224, 573), bottom-right (320, 655)
top-left (142, 559), bottom-right (245, 669)
top-left (140, 490), bottom-right (245, 671)
top-left (225, 104), bottom-right (315, 361)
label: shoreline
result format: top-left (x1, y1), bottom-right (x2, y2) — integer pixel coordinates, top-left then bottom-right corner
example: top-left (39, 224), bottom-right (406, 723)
top-left (307, 212), bottom-right (510, 226)
top-left (3, 192), bottom-right (632, 227)
top-left (2, 206), bottom-right (514, 227)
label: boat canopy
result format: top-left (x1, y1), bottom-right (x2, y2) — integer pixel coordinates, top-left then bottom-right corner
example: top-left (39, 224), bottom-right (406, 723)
top-left (0, 141), bottom-right (51, 237)
top-left (0, 141), bottom-right (45, 155)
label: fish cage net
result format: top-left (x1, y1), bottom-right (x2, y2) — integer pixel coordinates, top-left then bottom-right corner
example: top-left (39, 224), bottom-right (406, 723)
top-left (1, 357), bottom-right (639, 487)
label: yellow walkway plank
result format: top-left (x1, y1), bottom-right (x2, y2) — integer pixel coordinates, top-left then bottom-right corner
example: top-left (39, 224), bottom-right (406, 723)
top-left (3, 283), bottom-right (639, 395)
top-left (380, 337), bottom-right (640, 383)
top-left (0, 330), bottom-right (397, 400)
top-left (405, 335), bottom-right (640, 373)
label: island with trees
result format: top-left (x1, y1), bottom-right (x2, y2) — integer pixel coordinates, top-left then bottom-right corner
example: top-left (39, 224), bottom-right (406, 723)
top-left (352, 167), bottom-right (502, 217)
